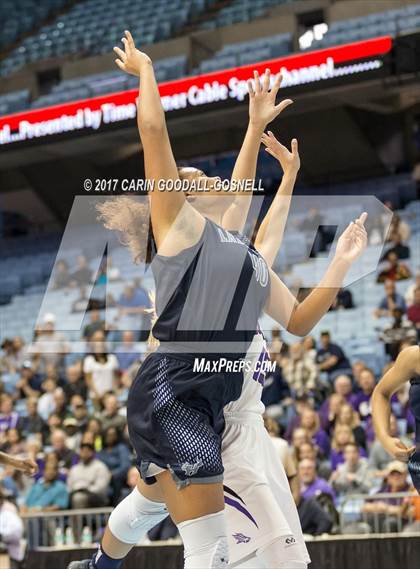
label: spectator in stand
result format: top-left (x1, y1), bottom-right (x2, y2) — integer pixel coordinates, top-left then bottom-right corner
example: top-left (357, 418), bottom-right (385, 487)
top-left (115, 331), bottom-right (141, 372)
top-left (18, 397), bottom-right (48, 443)
top-left (70, 255), bottom-right (92, 288)
top-left (118, 465), bottom-right (139, 502)
top-left (380, 308), bottom-right (417, 360)
top-left (296, 489), bottom-right (333, 536)
top-left (1, 429), bottom-right (25, 457)
top-left (67, 443), bottom-right (111, 508)
top-left (63, 364), bottom-right (87, 400)
top-left (298, 458), bottom-right (335, 502)
top-left (351, 368), bottom-right (376, 423)
top-left (85, 418), bottom-right (103, 452)
top-left (261, 352), bottom-right (291, 424)
top-left (68, 395), bottom-right (89, 432)
top-left (362, 461), bottom-right (411, 532)
top-left (331, 443), bottom-right (372, 497)
top-left (381, 231), bottom-right (411, 261)
top-left (374, 279), bottom-right (407, 318)
top-left (407, 287), bottom-right (420, 334)
top-left (97, 426), bottom-right (131, 504)
top-left (291, 428), bottom-right (311, 465)
top-left (405, 270), bottom-right (420, 305)
top-left (0, 395), bottom-right (19, 439)
top-left (82, 310), bottom-right (106, 341)
top-left (22, 459), bottom-right (69, 512)
top-left (15, 360), bottom-right (42, 400)
top-left (52, 259), bottom-right (71, 290)
top-left (386, 213), bottom-right (411, 243)
top-left (335, 403), bottom-right (366, 450)
top-left (33, 313), bottom-right (69, 372)
top-left (377, 251), bottom-right (412, 283)
top-left (0, 488), bottom-right (25, 569)
top-left (37, 375), bottom-right (58, 421)
top-left (62, 418), bottom-right (82, 452)
top-left (99, 392), bottom-right (126, 433)
top-left (50, 429), bottom-right (77, 475)
top-left (0, 338), bottom-right (26, 375)
top-left (316, 331), bottom-right (352, 381)
top-left (302, 336), bottom-right (317, 363)
top-left (282, 342), bottom-right (319, 398)
top-left (52, 387), bottom-right (67, 421)
top-left (83, 331), bottom-right (119, 405)
top-left (116, 282), bottom-right (151, 341)
top-left (300, 409), bottom-right (330, 459)
top-left (330, 288), bottom-right (354, 311)
top-left (351, 360), bottom-right (367, 384)
top-left (269, 327), bottom-right (289, 357)
top-left (320, 374), bottom-right (353, 431)
top-left (330, 425), bottom-right (367, 471)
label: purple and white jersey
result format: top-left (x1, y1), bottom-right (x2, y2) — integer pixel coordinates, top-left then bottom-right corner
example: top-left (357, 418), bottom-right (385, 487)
top-left (224, 327), bottom-right (270, 419)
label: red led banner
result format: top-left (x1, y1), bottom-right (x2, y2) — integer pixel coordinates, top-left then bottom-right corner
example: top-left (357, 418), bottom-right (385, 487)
top-left (0, 36), bottom-right (392, 145)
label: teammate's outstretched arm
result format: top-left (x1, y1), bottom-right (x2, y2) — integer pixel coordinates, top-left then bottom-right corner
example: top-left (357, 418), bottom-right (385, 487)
top-left (0, 451), bottom-right (38, 475)
top-left (265, 212), bottom-right (368, 336)
top-left (254, 131), bottom-right (299, 265)
top-left (222, 70), bottom-right (293, 232)
top-left (114, 31), bottom-right (199, 247)
top-left (372, 346), bottom-right (418, 461)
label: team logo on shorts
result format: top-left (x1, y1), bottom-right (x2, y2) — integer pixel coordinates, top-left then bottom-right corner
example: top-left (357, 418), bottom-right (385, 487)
top-left (285, 536), bottom-right (297, 547)
top-left (181, 458), bottom-right (204, 476)
top-left (232, 533), bottom-right (251, 544)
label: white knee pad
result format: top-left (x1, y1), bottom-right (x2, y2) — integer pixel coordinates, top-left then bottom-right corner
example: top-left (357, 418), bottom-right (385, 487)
top-left (108, 487), bottom-right (168, 545)
top-left (257, 535), bottom-right (308, 569)
top-left (178, 511), bottom-right (229, 569)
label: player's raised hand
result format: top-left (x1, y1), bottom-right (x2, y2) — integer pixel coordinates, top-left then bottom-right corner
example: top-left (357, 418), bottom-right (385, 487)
top-left (16, 458), bottom-right (39, 476)
top-left (261, 131), bottom-right (300, 175)
top-left (248, 69), bottom-right (293, 129)
top-left (335, 212), bottom-right (368, 264)
top-left (384, 437), bottom-right (416, 463)
top-left (113, 30), bottom-right (152, 76)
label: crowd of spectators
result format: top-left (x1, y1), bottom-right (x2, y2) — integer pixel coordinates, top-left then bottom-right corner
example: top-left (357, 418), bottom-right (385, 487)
top-left (0, 206), bottom-right (419, 547)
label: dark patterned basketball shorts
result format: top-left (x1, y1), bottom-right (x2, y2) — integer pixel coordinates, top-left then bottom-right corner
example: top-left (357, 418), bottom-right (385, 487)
top-left (127, 351), bottom-right (244, 488)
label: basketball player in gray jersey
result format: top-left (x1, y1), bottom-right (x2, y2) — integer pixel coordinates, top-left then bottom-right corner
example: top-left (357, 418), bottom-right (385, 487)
top-left (69, 31), bottom-right (368, 569)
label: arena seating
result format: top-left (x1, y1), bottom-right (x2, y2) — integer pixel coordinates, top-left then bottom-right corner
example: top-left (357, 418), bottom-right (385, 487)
top-left (31, 55), bottom-right (187, 107)
top-left (0, 0), bottom-right (70, 51)
top-left (0, 0), bottom-right (214, 78)
top-left (200, 0), bottom-right (294, 30)
top-left (308, 3), bottom-right (420, 50)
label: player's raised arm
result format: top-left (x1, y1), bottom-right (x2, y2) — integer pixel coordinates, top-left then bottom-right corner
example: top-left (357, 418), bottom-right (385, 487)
top-left (265, 212), bottom-right (368, 336)
top-left (114, 31), bottom-right (199, 247)
top-left (222, 70), bottom-right (292, 232)
top-left (372, 346), bottom-right (418, 461)
top-left (254, 132), bottom-right (299, 265)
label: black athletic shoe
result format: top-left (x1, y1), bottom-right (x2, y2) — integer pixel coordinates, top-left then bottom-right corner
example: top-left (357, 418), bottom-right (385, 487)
top-left (67, 560), bottom-right (93, 569)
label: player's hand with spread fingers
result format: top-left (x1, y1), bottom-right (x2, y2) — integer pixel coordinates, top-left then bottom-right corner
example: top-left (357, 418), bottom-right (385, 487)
top-left (335, 212), bottom-right (368, 264)
top-left (113, 30), bottom-right (151, 76)
top-left (261, 131), bottom-right (300, 175)
top-left (248, 69), bottom-right (293, 130)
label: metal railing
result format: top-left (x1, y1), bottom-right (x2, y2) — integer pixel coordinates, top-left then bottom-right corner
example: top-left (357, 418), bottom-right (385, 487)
top-left (338, 492), bottom-right (420, 535)
top-left (21, 507), bottom-right (113, 549)
top-left (20, 492), bottom-right (420, 550)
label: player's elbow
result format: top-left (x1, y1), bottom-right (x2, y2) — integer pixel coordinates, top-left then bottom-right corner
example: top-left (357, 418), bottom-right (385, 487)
top-left (138, 118), bottom-right (165, 135)
top-left (286, 317), bottom-right (311, 337)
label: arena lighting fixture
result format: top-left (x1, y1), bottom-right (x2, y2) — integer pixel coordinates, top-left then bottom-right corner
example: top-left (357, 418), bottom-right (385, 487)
top-left (299, 23), bottom-right (329, 50)
top-left (0, 36), bottom-right (392, 147)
